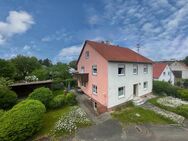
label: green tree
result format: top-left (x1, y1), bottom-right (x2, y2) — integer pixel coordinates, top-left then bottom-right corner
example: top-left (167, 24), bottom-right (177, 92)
top-left (69, 60), bottom-right (77, 69)
top-left (50, 63), bottom-right (71, 81)
top-left (32, 67), bottom-right (50, 80)
top-left (183, 56), bottom-right (188, 65)
top-left (11, 55), bottom-right (41, 80)
top-left (39, 58), bottom-right (52, 67)
top-left (0, 59), bottom-right (16, 79)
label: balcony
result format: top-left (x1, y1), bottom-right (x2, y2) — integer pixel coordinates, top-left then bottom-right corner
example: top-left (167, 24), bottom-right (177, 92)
top-left (73, 72), bottom-right (89, 83)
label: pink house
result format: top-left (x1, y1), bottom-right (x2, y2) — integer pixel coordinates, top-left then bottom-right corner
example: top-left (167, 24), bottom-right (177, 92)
top-left (75, 40), bottom-right (153, 113)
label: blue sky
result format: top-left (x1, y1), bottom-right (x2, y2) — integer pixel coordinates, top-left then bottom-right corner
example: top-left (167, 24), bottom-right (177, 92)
top-left (0, 0), bottom-right (188, 63)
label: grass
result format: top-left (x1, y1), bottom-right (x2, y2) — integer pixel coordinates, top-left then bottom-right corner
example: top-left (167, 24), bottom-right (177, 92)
top-left (33, 106), bottom-right (72, 138)
top-left (148, 97), bottom-right (188, 118)
top-left (111, 103), bottom-right (174, 126)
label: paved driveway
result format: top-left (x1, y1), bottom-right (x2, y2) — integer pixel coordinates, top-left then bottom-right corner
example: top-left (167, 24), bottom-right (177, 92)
top-left (75, 121), bottom-right (188, 141)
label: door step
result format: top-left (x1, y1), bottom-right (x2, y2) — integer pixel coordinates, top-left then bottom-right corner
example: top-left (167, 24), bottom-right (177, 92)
top-left (132, 97), bottom-right (146, 106)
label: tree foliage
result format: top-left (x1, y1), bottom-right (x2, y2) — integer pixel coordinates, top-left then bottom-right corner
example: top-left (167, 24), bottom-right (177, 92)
top-left (39, 58), bottom-right (52, 67)
top-left (32, 67), bottom-right (50, 80)
top-left (0, 59), bottom-right (16, 79)
top-left (11, 55), bottom-right (41, 80)
top-left (183, 56), bottom-right (188, 66)
top-left (69, 60), bottom-right (77, 69)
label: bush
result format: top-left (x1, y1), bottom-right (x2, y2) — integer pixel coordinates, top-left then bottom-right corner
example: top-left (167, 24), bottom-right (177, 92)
top-left (66, 92), bottom-right (77, 106)
top-left (0, 109), bottom-right (4, 118)
top-left (28, 87), bottom-right (53, 107)
top-left (153, 81), bottom-right (179, 97)
top-left (0, 99), bottom-right (46, 141)
top-left (0, 86), bottom-right (17, 109)
top-left (177, 89), bottom-right (188, 101)
top-left (48, 94), bottom-right (67, 109)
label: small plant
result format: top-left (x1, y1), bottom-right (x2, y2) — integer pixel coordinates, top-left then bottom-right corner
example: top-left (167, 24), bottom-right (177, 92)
top-left (28, 87), bottom-right (53, 107)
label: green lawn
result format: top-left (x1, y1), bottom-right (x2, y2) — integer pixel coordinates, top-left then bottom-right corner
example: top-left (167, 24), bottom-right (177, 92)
top-left (34, 106), bottom-right (72, 138)
top-left (112, 104), bottom-right (174, 126)
top-left (148, 97), bottom-right (188, 118)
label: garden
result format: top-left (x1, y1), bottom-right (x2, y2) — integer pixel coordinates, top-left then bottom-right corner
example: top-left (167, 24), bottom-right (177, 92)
top-left (0, 56), bottom-right (92, 141)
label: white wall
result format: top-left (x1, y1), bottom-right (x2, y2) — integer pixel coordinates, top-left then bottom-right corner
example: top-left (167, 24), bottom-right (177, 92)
top-left (107, 62), bottom-right (153, 108)
top-left (169, 62), bottom-right (188, 79)
top-left (158, 65), bottom-right (175, 85)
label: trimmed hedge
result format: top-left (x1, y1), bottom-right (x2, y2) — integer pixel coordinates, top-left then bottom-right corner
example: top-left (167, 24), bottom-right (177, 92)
top-left (153, 80), bottom-right (188, 100)
top-left (0, 99), bottom-right (46, 141)
top-left (48, 94), bottom-right (67, 109)
top-left (28, 87), bottom-right (53, 107)
top-left (177, 89), bottom-right (188, 101)
top-left (66, 92), bottom-right (77, 106)
top-left (0, 86), bottom-right (17, 109)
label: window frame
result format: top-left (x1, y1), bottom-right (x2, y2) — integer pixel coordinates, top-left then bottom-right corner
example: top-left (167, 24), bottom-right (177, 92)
top-left (143, 64), bottom-right (148, 74)
top-left (118, 64), bottom-right (125, 76)
top-left (92, 65), bottom-right (97, 76)
top-left (118, 86), bottom-right (125, 98)
top-left (85, 51), bottom-right (89, 59)
top-left (92, 85), bottom-right (97, 95)
top-left (143, 81), bottom-right (148, 90)
top-left (81, 66), bottom-right (85, 73)
top-left (133, 64), bottom-right (138, 75)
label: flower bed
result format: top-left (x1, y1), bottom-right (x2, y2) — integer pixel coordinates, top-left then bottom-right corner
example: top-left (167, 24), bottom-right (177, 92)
top-left (157, 96), bottom-right (188, 108)
top-left (54, 106), bottom-right (91, 134)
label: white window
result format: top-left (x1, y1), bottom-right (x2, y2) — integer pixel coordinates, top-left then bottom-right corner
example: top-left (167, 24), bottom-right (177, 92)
top-left (143, 64), bottom-right (148, 73)
top-left (118, 86), bottom-right (125, 98)
top-left (163, 72), bottom-right (166, 75)
top-left (168, 72), bottom-right (170, 75)
top-left (118, 64), bottom-right (125, 75)
top-left (81, 66), bottom-right (85, 73)
top-left (92, 85), bottom-right (97, 95)
top-left (133, 64), bottom-right (138, 74)
top-left (92, 65), bottom-right (97, 75)
top-left (85, 51), bottom-right (89, 59)
top-left (143, 81), bottom-right (148, 90)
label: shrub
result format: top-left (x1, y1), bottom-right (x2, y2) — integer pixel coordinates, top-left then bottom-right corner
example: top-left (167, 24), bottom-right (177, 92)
top-left (177, 89), bottom-right (188, 101)
top-left (0, 109), bottom-right (4, 118)
top-left (153, 81), bottom-right (179, 97)
top-left (28, 87), bottom-right (53, 107)
top-left (66, 92), bottom-right (77, 105)
top-left (0, 86), bottom-right (17, 109)
top-left (0, 100), bottom-right (46, 141)
top-left (48, 94), bottom-right (66, 109)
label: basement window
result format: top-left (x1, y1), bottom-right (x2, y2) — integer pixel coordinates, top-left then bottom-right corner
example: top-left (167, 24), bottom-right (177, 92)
top-left (92, 85), bottom-right (97, 95)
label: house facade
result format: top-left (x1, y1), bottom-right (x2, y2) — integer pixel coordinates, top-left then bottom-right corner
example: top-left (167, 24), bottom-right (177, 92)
top-left (153, 63), bottom-right (175, 85)
top-left (161, 61), bottom-right (188, 80)
top-left (75, 40), bottom-right (153, 113)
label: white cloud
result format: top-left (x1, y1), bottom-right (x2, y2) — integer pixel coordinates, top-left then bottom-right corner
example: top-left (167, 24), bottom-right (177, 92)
top-left (57, 44), bottom-right (82, 62)
top-left (0, 11), bottom-right (34, 45)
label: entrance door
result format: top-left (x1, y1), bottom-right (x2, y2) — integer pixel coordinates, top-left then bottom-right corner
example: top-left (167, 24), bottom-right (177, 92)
top-left (133, 84), bottom-right (138, 97)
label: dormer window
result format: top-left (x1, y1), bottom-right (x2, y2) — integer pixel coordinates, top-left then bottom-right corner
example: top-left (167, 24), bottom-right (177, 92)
top-left (85, 51), bottom-right (89, 59)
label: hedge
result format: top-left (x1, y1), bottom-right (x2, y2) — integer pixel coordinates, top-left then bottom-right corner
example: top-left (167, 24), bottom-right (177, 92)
top-left (0, 86), bottom-right (17, 109)
top-left (0, 99), bottom-right (46, 141)
top-left (153, 80), bottom-right (188, 100)
top-left (48, 94), bottom-right (67, 109)
top-left (28, 87), bottom-right (53, 107)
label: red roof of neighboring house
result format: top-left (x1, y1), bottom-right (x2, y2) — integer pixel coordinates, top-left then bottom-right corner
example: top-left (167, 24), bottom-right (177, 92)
top-left (77, 40), bottom-right (153, 64)
top-left (153, 63), bottom-right (167, 79)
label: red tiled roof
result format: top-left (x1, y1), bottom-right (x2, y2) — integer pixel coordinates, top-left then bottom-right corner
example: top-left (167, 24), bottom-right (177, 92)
top-left (153, 63), bottom-right (167, 79)
top-left (77, 40), bottom-right (153, 64)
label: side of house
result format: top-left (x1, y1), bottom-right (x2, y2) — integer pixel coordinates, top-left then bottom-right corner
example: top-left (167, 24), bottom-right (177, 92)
top-left (108, 62), bottom-right (152, 108)
top-left (153, 63), bottom-right (175, 85)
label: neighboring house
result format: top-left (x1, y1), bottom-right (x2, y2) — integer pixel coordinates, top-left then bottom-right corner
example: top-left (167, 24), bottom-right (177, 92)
top-left (75, 40), bottom-right (153, 113)
top-left (160, 61), bottom-right (188, 80)
top-left (153, 63), bottom-right (175, 85)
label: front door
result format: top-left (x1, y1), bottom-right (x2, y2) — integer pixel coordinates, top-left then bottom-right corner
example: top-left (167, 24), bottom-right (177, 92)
top-left (133, 84), bottom-right (138, 97)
